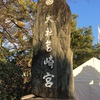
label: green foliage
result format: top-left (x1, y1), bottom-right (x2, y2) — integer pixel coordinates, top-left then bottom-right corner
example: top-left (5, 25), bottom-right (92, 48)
top-left (71, 14), bottom-right (94, 68)
top-left (0, 0), bottom-right (35, 73)
top-left (93, 43), bottom-right (100, 58)
top-left (0, 1), bottom-right (36, 98)
top-left (0, 59), bottom-right (23, 100)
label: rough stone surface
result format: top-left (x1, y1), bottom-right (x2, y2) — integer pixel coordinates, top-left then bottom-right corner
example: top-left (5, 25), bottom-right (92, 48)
top-left (31, 0), bottom-right (76, 99)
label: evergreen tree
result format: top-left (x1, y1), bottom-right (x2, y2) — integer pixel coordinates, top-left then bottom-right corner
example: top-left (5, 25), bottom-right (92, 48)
top-left (0, 0), bottom-right (36, 68)
top-left (71, 14), bottom-right (94, 68)
top-left (93, 43), bottom-right (100, 59)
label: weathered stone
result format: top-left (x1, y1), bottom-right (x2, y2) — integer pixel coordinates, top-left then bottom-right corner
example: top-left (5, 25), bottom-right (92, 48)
top-left (31, 0), bottom-right (76, 99)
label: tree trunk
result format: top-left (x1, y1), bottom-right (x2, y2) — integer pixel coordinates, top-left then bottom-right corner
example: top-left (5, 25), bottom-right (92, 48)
top-left (31, 0), bottom-right (76, 99)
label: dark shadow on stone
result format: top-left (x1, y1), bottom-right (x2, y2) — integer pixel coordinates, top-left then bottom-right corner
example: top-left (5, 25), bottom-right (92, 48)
top-left (31, 49), bottom-right (75, 99)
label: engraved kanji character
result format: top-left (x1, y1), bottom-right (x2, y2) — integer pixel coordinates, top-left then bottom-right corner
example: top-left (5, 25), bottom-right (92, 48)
top-left (45, 40), bottom-right (52, 52)
top-left (45, 27), bottom-right (53, 37)
top-left (44, 55), bottom-right (54, 68)
top-left (43, 72), bottom-right (55, 88)
top-left (45, 15), bottom-right (53, 23)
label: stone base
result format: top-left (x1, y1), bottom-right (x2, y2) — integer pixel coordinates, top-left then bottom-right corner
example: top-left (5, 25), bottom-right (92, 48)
top-left (21, 97), bottom-right (78, 100)
top-left (21, 94), bottom-right (78, 100)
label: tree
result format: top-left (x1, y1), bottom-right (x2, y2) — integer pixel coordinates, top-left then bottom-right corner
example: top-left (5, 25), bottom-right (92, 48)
top-left (93, 43), bottom-right (100, 59)
top-left (71, 14), bottom-right (94, 68)
top-left (0, 0), bottom-right (37, 99)
top-left (0, 58), bottom-right (23, 100)
top-left (0, 0), bottom-right (36, 68)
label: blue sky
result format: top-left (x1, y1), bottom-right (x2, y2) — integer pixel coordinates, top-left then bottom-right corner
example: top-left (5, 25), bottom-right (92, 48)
top-left (67, 0), bottom-right (100, 44)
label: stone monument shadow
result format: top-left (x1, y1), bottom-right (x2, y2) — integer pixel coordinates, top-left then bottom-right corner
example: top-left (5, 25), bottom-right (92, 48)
top-left (74, 65), bottom-right (100, 85)
top-left (74, 65), bottom-right (100, 100)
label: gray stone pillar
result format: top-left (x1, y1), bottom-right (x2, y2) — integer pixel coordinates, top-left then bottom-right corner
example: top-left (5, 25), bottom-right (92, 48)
top-left (31, 0), bottom-right (77, 99)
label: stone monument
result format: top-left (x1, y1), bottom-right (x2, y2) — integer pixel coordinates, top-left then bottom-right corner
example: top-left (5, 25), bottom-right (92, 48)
top-left (31, 0), bottom-right (76, 99)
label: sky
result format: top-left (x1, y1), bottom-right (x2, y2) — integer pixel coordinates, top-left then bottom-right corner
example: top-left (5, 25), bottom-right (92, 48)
top-left (67, 0), bottom-right (100, 44)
